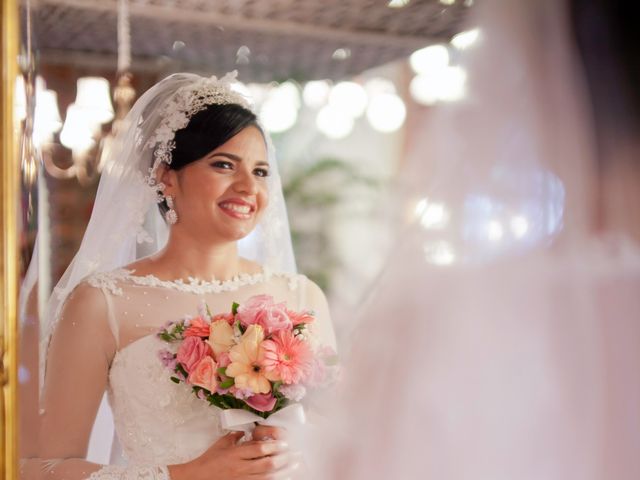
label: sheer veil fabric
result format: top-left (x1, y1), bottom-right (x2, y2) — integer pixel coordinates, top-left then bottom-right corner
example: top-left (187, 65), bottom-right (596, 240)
top-left (314, 0), bottom-right (640, 479)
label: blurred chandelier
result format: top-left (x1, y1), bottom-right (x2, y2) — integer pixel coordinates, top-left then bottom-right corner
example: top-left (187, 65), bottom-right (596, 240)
top-left (16, 0), bottom-right (134, 186)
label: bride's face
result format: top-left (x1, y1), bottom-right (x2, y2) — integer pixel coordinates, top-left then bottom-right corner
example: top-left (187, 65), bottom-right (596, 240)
top-left (165, 125), bottom-right (270, 242)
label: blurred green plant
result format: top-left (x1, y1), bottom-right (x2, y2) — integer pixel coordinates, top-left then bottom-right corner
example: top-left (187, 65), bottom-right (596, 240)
top-left (282, 157), bottom-right (378, 292)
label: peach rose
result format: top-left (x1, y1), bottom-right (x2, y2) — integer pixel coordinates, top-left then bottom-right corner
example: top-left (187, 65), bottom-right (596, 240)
top-left (177, 336), bottom-right (210, 373)
top-left (208, 320), bottom-right (235, 358)
top-left (187, 356), bottom-right (218, 393)
top-left (217, 351), bottom-right (231, 368)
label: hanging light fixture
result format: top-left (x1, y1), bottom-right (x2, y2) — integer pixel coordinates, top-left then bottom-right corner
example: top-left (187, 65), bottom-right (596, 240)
top-left (59, 104), bottom-right (97, 153)
top-left (74, 77), bottom-right (114, 125)
top-left (98, 0), bottom-right (136, 172)
top-left (37, 0), bottom-right (133, 186)
top-left (32, 89), bottom-right (62, 147)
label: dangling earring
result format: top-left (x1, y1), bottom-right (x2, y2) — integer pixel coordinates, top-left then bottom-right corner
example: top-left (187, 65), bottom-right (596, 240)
top-left (165, 195), bottom-right (178, 225)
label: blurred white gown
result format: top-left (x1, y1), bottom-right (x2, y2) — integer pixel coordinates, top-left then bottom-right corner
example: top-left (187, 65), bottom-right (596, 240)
top-left (40, 269), bottom-right (334, 479)
top-left (316, 0), bottom-right (640, 479)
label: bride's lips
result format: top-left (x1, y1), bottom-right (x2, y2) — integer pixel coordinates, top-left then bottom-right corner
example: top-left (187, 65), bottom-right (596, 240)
top-left (218, 198), bottom-right (256, 219)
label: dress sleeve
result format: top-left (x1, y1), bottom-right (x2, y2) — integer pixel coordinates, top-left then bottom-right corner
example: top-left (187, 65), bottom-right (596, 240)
top-left (26, 282), bottom-right (170, 480)
top-left (301, 277), bottom-right (337, 351)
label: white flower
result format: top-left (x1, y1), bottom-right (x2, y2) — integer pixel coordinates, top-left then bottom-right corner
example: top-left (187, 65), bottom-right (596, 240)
top-left (154, 125), bottom-right (174, 143)
top-left (279, 384), bottom-right (306, 402)
top-left (166, 112), bottom-right (188, 130)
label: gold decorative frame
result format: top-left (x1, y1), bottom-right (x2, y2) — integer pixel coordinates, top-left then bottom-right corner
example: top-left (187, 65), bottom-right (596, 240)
top-left (1, 0), bottom-right (20, 478)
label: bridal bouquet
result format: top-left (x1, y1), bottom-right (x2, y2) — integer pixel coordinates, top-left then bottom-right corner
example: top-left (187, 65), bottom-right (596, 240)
top-left (157, 295), bottom-right (337, 420)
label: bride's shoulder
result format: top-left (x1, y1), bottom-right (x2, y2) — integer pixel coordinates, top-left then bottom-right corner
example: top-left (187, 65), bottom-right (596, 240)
top-left (265, 268), bottom-right (326, 297)
top-left (80, 268), bottom-right (134, 296)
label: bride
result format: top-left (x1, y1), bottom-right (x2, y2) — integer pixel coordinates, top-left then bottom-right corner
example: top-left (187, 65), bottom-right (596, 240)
top-left (26, 72), bottom-right (336, 479)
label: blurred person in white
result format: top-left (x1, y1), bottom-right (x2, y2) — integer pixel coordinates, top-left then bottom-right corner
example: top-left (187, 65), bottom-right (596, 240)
top-left (315, 0), bottom-right (640, 479)
top-left (21, 72), bottom-right (336, 479)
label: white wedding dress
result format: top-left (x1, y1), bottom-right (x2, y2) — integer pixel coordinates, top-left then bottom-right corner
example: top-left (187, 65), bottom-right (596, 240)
top-left (37, 267), bottom-right (335, 479)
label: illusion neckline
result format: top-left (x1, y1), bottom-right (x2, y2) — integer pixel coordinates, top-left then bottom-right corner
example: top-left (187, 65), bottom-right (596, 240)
top-left (87, 266), bottom-right (302, 296)
top-left (120, 266), bottom-right (272, 291)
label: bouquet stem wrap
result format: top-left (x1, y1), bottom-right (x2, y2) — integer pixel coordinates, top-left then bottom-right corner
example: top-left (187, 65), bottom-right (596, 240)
top-left (220, 403), bottom-right (306, 435)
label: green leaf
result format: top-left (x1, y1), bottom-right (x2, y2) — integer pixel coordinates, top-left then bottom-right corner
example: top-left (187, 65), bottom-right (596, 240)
top-left (217, 367), bottom-right (227, 376)
top-left (219, 378), bottom-right (235, 389)
top-left (176, 363), bottom-right (188, 377)
top-left (170, 377), bottom-right (180, 384)
top-left (236, 320), bottom-right (246, 335)
top-left (232, 302), bottom-right (240, 315)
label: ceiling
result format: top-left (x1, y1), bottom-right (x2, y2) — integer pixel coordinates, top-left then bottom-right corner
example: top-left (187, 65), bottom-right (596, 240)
top-left (30, 0), bottom-right (472, 82)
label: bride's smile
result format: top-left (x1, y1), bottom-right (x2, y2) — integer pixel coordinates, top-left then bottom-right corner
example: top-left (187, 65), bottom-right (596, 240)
top-left (218, 199), bottom-right (256, 219)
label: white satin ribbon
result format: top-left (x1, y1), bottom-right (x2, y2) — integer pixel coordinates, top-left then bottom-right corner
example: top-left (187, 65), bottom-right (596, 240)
top-left (220, 403), bottom-right (306, 434)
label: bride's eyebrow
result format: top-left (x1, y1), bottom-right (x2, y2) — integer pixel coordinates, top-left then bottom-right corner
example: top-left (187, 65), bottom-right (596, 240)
top-left (209, 152), bottom-right (269, 167)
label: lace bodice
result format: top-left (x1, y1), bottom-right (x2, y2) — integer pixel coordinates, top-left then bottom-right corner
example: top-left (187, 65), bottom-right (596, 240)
top-left (108, 334), bottom-right (220, 466)
top-left (38, 268), bottom-right (335, 479)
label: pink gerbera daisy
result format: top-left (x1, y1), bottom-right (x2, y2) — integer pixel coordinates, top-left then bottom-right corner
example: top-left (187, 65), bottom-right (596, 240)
top-left (262, 330), bottom-right (313, 384)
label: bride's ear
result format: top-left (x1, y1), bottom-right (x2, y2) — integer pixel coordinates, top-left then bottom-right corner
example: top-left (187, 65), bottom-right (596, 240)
top-left (158, 164), bottom-right (178, 194)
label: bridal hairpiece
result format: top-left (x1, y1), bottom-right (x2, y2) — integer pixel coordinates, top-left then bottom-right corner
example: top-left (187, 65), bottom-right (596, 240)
top-left (144, 70), bottom-right (252, 195)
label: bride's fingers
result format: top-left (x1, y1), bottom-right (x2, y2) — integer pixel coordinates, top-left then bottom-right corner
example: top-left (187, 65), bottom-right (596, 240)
top-left (235, 440), bottom-right (289, 460)
top-left (252, 463), bottom-right (302, 480)
top-left (216, 431), bottom-right (245, 448)
top-left (243, 451), bottom-right (297, 474)
top-left (247, 458), bottom-right (302, 479)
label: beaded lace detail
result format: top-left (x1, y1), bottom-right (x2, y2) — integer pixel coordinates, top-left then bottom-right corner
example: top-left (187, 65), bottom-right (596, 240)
top-left (145, 70), bottom-right (251, 188)
top-left (87, 268), bottom-right (300, 296)
top-left (88, 465), bottom-right (170, 479)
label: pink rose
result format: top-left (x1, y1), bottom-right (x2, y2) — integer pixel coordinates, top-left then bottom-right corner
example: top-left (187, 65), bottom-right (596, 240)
top-left (177, 336), bottom-right (210, 373)
top-left (245, 393), bottom-right (277, 413)
top-left (187, 356), bottom-right (218, 393)
top-left (236, 294), bottom-right (292, 335)
top-left (217, 351), bottom-right (231, 368)
top-left (287, 309), bottom-right (315, 326)
top-left (184, 316), bottom-right (211, 338)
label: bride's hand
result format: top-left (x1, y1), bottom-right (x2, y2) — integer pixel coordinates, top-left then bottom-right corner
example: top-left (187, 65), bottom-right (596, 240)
top-left (167, 431), bottom-right (301, 480)
top-left (252, 426), bottom-right (308, 480)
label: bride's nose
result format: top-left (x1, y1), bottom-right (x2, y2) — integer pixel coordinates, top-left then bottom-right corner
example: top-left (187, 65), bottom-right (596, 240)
top-left (232, 168), bottom-right (258, 195)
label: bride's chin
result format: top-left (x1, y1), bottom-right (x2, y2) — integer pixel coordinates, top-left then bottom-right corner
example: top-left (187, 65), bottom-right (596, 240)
top-left (211, 225), bottom-right (255, 243)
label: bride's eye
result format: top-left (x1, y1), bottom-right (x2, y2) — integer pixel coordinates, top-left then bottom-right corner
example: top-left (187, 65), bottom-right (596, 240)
top-left (254, 167), bottom-right (270, 178)
top-left (211, 160), bottom-right (233, 170)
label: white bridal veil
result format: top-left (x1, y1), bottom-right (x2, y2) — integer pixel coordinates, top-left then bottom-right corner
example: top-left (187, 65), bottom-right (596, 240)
top-left (315, 0), bottom-right (640, 479)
